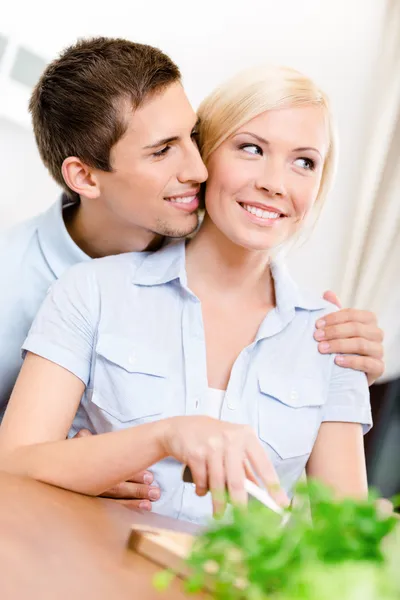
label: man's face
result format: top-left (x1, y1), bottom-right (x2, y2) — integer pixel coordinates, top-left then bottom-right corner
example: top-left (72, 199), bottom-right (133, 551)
top-left (95, 83), bottom-right (208, 240)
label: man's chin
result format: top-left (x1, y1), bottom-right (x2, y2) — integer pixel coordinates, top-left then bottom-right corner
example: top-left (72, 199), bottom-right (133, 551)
top-left (155, 214), bottom-right (199, 240)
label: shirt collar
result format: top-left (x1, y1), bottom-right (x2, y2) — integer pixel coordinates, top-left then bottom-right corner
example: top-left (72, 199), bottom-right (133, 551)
top-left (37, 194), bottom-right (90, 278)
top-left (271, 257), bottom-right (328, 314)
top-left (132, 239), bottom-right (329, 312)
top-left (131, 239), bottom-right (187, 287)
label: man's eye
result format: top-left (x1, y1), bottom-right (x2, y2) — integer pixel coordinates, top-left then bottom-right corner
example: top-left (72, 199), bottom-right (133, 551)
top-left (153, 145), bottom-right (171, 157)
top-left (294, 157), bottom-right (315, 170)
top-left (191, 130), bottom-right (200, 146)
top-left (239, 143), bottom-right (263, 156)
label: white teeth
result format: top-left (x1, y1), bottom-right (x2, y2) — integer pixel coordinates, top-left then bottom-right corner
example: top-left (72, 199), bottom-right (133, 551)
top-left (242, 203), bottom-right (281, 219)
top-left (168, 195), bottom-right (196, 204)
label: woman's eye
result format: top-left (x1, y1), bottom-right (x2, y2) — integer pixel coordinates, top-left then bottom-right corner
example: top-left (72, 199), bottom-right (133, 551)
top-left (239, 143), bottom-right (263, 156)
top-left (153, 145), bottom-right (171, 158)
top-left (294, 157), bottom-right (315, 170)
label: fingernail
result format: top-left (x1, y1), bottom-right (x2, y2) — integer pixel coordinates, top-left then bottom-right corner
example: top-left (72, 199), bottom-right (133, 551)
top-left (138, 501), bottom-right (151, 511)
top-left (314, 330), bottom-right (325, 340)
top-left (335, 355), bottom-right (345, 364)
top-left (319, 342), bottom-right (330, 352)
top-left (149, 487), bottom-right (160, 501)
top-left (316, 319), bottom-right (326, 328)
top-left (143, 472), bottom-right (153, 485)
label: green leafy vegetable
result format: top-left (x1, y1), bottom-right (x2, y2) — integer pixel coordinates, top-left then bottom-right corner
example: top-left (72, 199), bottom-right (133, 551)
top-left (154, 480), bottom-right (400, 599)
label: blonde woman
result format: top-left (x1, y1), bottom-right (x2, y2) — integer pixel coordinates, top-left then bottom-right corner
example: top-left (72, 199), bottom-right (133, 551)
top-left (0, 66), bottom-right (371, 524)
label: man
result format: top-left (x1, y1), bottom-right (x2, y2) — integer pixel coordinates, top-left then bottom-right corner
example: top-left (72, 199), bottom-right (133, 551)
top-left (0, 37), bottom-right (384, 510)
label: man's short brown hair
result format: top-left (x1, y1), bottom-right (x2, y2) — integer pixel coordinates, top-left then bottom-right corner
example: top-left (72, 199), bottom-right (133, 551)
top-left (29, 37), bottom-right (181, 197)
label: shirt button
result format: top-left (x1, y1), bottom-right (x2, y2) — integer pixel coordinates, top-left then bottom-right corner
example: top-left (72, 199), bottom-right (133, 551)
top-left (128, 355), bottom-right (136, 365)
top-left (227, 401), bottom-right (236, 410)
top-left (290, 390), bottom-right (298, 401)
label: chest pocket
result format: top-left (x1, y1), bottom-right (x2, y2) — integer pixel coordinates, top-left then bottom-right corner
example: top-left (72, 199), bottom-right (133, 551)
top-left (257, 370), bottom-right (325, 460)
top-left (90, 334), bottom-right (169, 424)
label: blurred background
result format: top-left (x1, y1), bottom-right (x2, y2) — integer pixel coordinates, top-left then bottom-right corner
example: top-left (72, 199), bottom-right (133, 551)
top-left (0, 0), bottom-right (399, 497)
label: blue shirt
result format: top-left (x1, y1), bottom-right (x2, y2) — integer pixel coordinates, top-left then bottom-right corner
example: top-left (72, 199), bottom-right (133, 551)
top-left (22, 240), bottom-right (372, 525)
top-left (0, 197), bottom-right (89, 420)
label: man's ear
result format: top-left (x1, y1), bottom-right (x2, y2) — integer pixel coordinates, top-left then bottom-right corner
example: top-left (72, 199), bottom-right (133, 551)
top-left (323, 290), bottom-right (342, 309)
top-left (61, 157), bottom-right (101, 199)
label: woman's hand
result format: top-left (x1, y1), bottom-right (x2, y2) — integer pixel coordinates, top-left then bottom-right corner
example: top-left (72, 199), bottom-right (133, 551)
top-left (160, 416), bottom-right (289, 516)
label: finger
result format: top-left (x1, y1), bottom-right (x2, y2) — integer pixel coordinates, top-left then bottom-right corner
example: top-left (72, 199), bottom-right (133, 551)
top-left (334, 355), bottom-right (384, 384)
top-left (207, 449), bottom-right (227, 517)
top-left (73, 428), bottom-right (93, 439)
top-left (225, 447), bottom-right (247, 508)
top-left (315, 322), bottom-right (384, 344)
top-left (315, 308), bottom-right (377, 329)
top-left (100, 482), bottom-right (160, 501)
top-left (127, 470), bottom-right (154, 485)
top-left (246, 438), bottom-right (289, 508)
top-left (244, 459), bottom-right (261, 486)
top-left (323, 290), bottom-right (342, 309)
top-left (188, 451), bottom-right (209, 497)
top-left (318, 338), bottom-right (384, 359)
top-left (114, 498), bottom-right (153, 511)
top-left (375, 498), bottom-right (394, 517)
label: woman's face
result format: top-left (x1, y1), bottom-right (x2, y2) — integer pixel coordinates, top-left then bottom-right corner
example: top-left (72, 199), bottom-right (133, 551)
top-left (204, 105), bottom-right (329, 251)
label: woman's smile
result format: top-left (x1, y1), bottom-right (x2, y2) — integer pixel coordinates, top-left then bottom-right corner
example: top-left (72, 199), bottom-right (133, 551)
top-left (238, 200), bottom-right (288, 226)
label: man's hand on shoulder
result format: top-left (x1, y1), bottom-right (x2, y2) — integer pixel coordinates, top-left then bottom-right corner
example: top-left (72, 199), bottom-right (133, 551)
top-left (313, 290), bottom-right (384, 386)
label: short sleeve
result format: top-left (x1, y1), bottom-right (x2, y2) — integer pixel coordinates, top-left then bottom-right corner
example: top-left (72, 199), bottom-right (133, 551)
top-left (22, 263), bottom-right (99, 385)
top-left (321, 361), bottom-right (372, 434)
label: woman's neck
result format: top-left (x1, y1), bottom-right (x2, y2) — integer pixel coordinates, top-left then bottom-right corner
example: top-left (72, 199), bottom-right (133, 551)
top-left (186, 214), bottom-right (275, 304)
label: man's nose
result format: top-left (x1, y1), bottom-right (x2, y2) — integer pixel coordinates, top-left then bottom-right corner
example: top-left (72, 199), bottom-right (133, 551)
top-left (178, 143), bottom-right (208, 184)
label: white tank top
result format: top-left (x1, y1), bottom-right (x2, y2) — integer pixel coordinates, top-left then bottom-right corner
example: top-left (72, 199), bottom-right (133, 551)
top-left (202, 387), bottom-right (226, 419)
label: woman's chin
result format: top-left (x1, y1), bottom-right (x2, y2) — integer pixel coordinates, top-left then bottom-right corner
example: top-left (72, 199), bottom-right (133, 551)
top-left (228, 229), bottom-right (287, 253)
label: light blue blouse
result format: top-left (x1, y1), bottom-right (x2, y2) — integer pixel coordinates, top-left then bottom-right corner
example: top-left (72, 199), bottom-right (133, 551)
top-left (22, 240), bottom-right (371, 524)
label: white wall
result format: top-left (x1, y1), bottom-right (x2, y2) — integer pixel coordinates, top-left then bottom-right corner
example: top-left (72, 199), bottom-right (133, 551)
top-left (0, 0), bottom-right (387, 296)
top-left (0, 118), bottom-right (60, 227)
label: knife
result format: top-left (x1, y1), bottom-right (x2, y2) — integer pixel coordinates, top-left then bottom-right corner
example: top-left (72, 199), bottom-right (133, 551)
top-left (182, 464), bottom-right (284, 516)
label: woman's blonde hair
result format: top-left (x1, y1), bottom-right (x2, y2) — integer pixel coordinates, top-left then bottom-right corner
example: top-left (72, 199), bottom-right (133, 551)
top-left (197, 65), bottom-right (338, 218)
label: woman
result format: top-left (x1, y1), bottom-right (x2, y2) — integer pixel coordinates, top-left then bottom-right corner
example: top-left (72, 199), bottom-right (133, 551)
top-left (0, 65), bottom-right (371, 524)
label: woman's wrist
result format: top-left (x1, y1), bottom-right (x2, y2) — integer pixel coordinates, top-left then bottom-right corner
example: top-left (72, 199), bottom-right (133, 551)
top-left (141, 417), bottom-right (175, 461)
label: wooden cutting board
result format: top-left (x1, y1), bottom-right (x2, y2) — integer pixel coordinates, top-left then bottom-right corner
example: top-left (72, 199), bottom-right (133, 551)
top-left (129, 524), bottom-right (245, 596)
top-left (128, 525), bottom-right (196, 578)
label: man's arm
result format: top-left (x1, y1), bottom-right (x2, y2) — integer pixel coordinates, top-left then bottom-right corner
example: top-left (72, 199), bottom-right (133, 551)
top-left (315, 290), bottom-right (384, 386)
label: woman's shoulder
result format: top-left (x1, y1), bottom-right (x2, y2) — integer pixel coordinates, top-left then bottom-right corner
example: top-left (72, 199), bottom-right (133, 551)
top-left (53, 250), bottom-right (152, 290)
top-left (271, 259), bottom-right (340, 319)
top-left (68, 239), bottom-right (185, 287)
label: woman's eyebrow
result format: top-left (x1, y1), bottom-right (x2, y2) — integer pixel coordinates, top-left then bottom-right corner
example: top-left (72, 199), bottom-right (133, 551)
top-left (294, 146), bottom-right (322, 158)
top-left (233, 132), bottom-right (322, 158)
